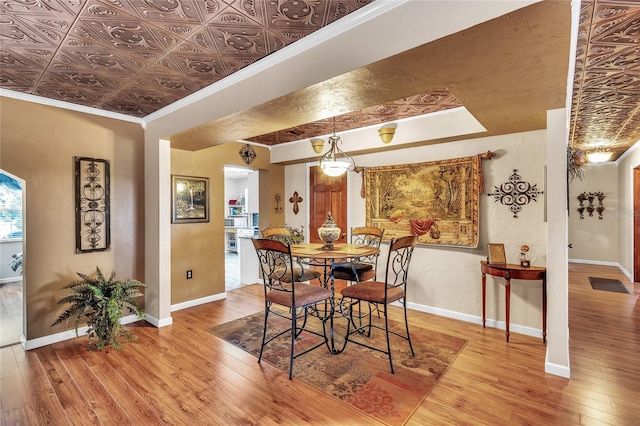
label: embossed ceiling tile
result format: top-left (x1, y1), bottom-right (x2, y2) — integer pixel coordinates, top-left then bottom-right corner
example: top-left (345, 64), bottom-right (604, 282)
top-left (75, 15), bottom-right (180, 54)
top-left (54, 45), bottom-right (143, 75)
top-left (122, 0), bottom-right (207, 24)
top-left (0, 0), bottom-right (83, 20)
top-left (0, 13), bottom-right (64, 49)
top-left (133, 69), bottom-right (201, 94)
top-left (591, 2), bottom-right (640, 45)
top-left (111, 86), bottom-right (175, 110)
top-left (40, 67), bottom-right (123, 92)
top-left (162, 40), bottom-right (229, 78)
top-left (99, 98), bottom-right (153, 117)
top-left (200, 21), bottom-right (271, 58)
top-left (218, 55), bottom-right (259, 75)
top-left (33, 84), bottom-right (108, 107)
top-left (0, 69), bottom-right (41, 92)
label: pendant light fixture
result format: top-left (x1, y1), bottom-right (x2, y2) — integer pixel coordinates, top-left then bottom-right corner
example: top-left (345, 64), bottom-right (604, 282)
top-left (318, 117), bottom-right (355, 177)
top-left (586, 145), bottom-right (613, 163)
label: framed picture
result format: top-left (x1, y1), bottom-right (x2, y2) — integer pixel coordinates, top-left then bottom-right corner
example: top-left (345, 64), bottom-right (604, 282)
top-left (487, 243), bottom-right (506, 264)
top-left (172, 175), bottom-right (209, 223)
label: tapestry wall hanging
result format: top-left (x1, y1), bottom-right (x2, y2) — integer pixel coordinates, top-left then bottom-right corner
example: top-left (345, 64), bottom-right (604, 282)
top-left (365, 153), bottom-right (493, 247)
top-left (75, 157), bottom-right (110, 253)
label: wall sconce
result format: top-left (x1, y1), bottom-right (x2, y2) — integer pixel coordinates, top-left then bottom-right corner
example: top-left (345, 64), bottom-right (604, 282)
top-left (310, 137), bottom-right (325, 154)
top-left (378, 123), bottom-right (397, 144)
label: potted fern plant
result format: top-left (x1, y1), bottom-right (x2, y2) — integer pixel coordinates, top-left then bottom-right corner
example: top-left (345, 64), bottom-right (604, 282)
top-left (51, 267), bottom-right (146, 351)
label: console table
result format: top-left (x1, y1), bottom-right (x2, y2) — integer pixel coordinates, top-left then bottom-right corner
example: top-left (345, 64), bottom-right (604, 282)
top-left (480, 261), bottom-right (547, 343)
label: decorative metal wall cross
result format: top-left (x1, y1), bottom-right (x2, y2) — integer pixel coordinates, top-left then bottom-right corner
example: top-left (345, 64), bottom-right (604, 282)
top-left (488, 169), bottom-right (543, 218)
top-left (289, 191), bottom-right (303, 215)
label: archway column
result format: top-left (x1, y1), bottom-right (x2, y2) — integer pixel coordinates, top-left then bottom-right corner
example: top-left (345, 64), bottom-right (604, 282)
top-left (144, 136), bottom-right (172, 326)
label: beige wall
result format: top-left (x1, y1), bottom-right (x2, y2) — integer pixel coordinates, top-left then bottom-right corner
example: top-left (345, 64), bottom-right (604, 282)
top-left (0, 97), bottom-right (144, 340)
top-left (568, 163), bottom-right (619, 263)
top-left (170, 142), bottom-right (282, 304)
top-left (286, 130), bottom-right (549, 333)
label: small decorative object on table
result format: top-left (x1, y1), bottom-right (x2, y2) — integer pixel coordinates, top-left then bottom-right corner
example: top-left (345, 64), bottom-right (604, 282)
top-left (318, 211), bottom-right (341, 250)
top-left (520, 244), bottom-right (530, 267)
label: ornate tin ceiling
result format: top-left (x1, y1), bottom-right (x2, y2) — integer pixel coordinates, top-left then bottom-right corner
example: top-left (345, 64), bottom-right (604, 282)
top-left (0, 0), bottom-right (639, 161)
top-left (0, 0), bottom-right (372, 115)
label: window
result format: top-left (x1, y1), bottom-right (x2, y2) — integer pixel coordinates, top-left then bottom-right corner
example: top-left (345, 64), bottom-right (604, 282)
top-left (0, 173), bottom-right (23, 240)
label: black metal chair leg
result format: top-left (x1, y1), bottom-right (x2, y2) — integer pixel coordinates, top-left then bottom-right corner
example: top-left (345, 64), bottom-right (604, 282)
top-left (258, 307), bottom-right (269, 362)
top-left (384, 306), bottom-right (394, 374)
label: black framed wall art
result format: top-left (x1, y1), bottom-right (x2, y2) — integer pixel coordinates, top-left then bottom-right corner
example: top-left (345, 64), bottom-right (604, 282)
top-left (172, 175), bottom-right (210, 223)
top-left (75, 157), bottom-right (111, 253)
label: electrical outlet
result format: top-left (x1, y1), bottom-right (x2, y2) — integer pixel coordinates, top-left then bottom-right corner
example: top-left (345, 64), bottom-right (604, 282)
top-left (186, 270), bottom-right (192, 279)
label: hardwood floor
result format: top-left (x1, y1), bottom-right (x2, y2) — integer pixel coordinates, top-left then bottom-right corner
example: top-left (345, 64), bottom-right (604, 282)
top-left (1, 263), bottom-right (638, 425)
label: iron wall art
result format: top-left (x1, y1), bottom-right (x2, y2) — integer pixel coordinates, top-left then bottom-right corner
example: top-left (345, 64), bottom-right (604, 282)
top-left (75, 157), bottom-right (110, 253)
top-left (488, 169), bottom-right (544, 218)
top-left (576, 191), bottom-right (605, 219)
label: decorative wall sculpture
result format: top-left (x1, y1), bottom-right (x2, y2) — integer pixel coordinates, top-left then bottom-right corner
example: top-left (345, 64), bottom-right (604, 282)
top-left (365, 153), bottom-right (494, 247)
top-left (75, 157), bottom-right (110, 253)
top-left (577, 191), bottom-right (605, 219)
top-left (488, 169), bottom-right (543, 218)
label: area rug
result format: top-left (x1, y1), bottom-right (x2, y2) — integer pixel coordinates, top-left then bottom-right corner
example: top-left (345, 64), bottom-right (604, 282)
top-left (209, 310), bottom-right (467, 425)
top-left (588, 277), bottom-right (630, 294)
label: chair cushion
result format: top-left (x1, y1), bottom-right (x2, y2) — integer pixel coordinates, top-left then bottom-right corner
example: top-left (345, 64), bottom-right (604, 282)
top-left (340, 281), bottom-right (404, 304)
top-left (272, 267), bottom-right (322, 283)
top-left (267, 283), bottom-right (332, 307)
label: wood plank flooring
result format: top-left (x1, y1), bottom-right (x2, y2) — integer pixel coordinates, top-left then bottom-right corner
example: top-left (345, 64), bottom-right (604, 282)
top-left (1, 263), bottom-right (638, 425)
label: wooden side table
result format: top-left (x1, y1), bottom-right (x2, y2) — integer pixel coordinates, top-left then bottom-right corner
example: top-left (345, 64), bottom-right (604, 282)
top-left (480, 261), bottom-right (547, 343)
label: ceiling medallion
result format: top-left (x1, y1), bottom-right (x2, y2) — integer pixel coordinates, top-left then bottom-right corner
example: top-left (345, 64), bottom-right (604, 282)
top-left (239, 144), bottom-right (257, 165)
top-left (488, 169), bottom-right (543, 218)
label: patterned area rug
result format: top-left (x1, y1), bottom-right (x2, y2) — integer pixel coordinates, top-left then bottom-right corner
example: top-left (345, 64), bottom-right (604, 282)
top-left (210, 310), bottom-right (467, 425)
top-left (588, 276), bottom-right (630, 294)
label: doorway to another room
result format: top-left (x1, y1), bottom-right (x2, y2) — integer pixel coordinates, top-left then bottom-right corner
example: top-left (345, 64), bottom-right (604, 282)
top-left (224, 167), bottom-right (259, 291)
top-left (0, 171), bottom-right (24, 348)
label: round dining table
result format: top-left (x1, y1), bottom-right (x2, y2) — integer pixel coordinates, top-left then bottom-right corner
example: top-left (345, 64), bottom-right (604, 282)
top-left (289, 242), bottom-right (380, 354)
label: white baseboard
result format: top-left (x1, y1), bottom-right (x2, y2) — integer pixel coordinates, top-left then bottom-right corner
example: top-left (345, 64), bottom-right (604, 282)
top-left (568, 259), bottom-right (633, 280)
top-left (23, 314), bottom-right (146, 350)
top-left (545, 352), bottom-right (571, 379)
top-left (171, 292), bottom-right (226, 312)
top-left (405, 301), bottom-right (544, 339)
top-left (22, 292), bottom-right (228, 350)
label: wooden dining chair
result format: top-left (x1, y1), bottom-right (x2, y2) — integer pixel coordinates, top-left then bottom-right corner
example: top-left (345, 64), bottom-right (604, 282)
top-left (339, 235), bottom-right (417, 374)
top-left (331, 226), bottom-right (384, 283)
top-left (252, 238), bottom-right (333, 379)
top-left (262, 227), bottom-right (323, 285)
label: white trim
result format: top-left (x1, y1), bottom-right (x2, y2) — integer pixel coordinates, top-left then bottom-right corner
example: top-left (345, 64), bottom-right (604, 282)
top-left (145, 313), bottom-right (173, 328)
top-left (545, 352), bottom-right (571, 378)
top-left (616, 139), bottom-right (640, 164)
top-left (0, 277), bottom-right (22, 284)
top-left (23, 314), bottom-right (145, 350)
top-left (405, 301), bottom-right (544, 340)
top-left (568, 258), bottom-right (620, 267)
top-left (567, 259), bottom-right (632, 280)
top-left (170, 293), bottom-right (226, 312)
top-left (0, 89), bottom-right (144, 124)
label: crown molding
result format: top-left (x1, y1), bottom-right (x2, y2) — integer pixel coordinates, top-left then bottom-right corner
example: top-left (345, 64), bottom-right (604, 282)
top-left (0, 89), bottom-right (143, 125)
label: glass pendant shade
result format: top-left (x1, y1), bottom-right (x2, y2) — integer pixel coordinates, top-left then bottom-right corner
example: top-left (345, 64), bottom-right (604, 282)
top-left (319, 134), bottom-right (355, 176)
top-left (586, 146), bottom-right (613, 163)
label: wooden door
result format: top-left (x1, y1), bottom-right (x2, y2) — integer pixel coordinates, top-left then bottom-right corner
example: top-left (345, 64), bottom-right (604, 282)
top-left (634, 167), bottom-right (640, 282)
top-left (309, 166), bottom-right (348, 244)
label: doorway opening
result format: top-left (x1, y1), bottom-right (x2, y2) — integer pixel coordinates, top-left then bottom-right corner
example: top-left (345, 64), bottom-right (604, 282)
top-left (0, 171), bottom-right (24, 348)
top-left (224, 166), bottom-right (259, 290)
top-left (634, 166), bottom-right (639, 283)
